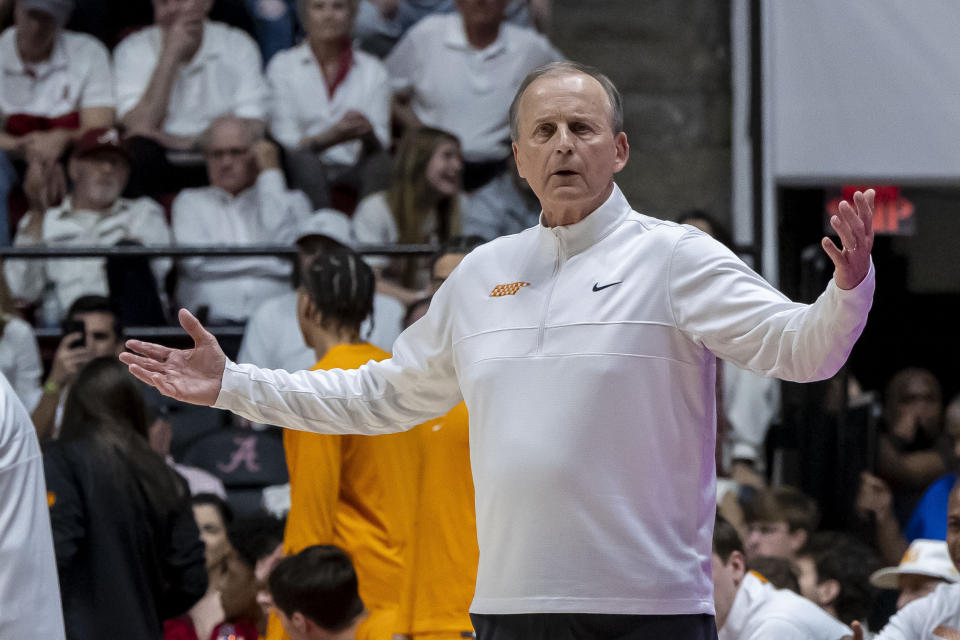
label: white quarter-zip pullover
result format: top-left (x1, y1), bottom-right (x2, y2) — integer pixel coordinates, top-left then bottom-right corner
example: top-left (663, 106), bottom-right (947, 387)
top-left (215, 184), bottom-right (874, 615)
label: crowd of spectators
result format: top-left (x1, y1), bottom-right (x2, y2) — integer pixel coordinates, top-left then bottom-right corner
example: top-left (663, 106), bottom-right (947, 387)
top-left (2, 0), bottom-right (960, 639)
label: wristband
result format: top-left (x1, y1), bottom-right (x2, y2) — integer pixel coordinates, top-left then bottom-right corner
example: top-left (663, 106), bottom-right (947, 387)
top-left (43, 380), bottom-right (60, 395)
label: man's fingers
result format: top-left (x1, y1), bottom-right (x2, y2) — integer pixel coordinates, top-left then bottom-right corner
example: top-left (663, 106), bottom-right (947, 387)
top-left (178, 308), bottom-right (212, 346)
top-left (118, 351), bottom-right (169, 375)
top-left (821, 236), bottom-right (844, 265)
top-left (859, 189), bottom-right (875, 241)
top-left (834, 203), bottom-right (860, 249)
top-left (127, 362), bottom-right (163, 388)
top-left (124, 338), bottom-right (174, 361)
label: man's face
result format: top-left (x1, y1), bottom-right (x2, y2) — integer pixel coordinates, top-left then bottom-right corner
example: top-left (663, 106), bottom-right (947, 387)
top-left (947, 487), bottom-right (960, 570)
top-left (891, 374), bottom-right (942, 435)
top-left (14, 4), bottom-right (58, 61)
top-left (711, 551), bottom-right (745, 630)
top-left (455, 0), bottom-right (508, 29)
top-left (304, 0), bottom-right (355, 42)
top-left (206, 121), bottom-right (258, 196)
top-left (513, 72), bottom-right (628, 225)
top-left (70, 311), bottom-right (121, 357)
top-left (69, 151), bottom-right (129, 210)
top-left (896, 573), bottom-right (943, 611)
top-left (745, 520), bottom-right (803, 560)
top-left (153, 0), bottom-right (211, 28)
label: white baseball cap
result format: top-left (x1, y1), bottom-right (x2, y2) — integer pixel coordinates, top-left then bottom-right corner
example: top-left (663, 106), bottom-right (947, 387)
top-left (869, 539), bottom-right (960, 589)
top-left (295, 209), bottom-right (354, 249)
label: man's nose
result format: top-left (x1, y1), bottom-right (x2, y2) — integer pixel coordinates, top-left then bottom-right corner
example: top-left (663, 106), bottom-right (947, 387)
top-left (554, 125), bottom-right (575, 152)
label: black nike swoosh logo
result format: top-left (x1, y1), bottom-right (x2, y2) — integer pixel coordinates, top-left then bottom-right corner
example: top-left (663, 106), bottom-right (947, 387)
top-left (592, 281), bottom-right (623, 292)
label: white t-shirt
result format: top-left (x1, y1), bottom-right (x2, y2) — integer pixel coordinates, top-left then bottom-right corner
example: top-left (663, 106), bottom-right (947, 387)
top-left (172, 170), bottom-right (311, 322)
top-left (4, 196), bottom-right (172, 318)
top-left (0, 374), bottom-right (66, 639)
top-left (0, 27), bottom-right (114, 119)
top-left (0, 316), bottom-right (42, 412)
top-left (113, 21), bottom-right (268, 136)
top-left (875, 582), bottom-right (960, 639)
top-left (721, 572), bottom-right (852, 640)
top-left (385, 13), bottom-right (562, 162)
top-left (267, 43), bottom-right (390, 167)
top-left (214, 184), bottom-right (875, 615)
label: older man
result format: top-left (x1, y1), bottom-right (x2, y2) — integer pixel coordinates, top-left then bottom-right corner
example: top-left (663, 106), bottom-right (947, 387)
top-left (172, 115), bottom-right (311, 324)
top-left (113, 0), bottom-right (269, 196)
top-left (4, 127), bottom-right (171, 317)
top-left (123, 62), bottom-right (875, 639)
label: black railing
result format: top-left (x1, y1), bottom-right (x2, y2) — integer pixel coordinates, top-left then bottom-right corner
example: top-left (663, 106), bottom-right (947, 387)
top-left (0, 243), bottom-right (439, 259)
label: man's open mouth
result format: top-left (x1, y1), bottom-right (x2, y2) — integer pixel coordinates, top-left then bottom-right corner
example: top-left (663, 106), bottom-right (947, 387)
top-left (553, 170), bottom-right (578, 176)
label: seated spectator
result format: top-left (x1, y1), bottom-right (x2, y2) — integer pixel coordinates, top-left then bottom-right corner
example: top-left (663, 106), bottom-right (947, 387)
top-left (712, 515), bottom-right (852, 639)
top-left (44, 357), bottom-right (207, 638)
top-left (217, 515), bottom-right (285, 640)
top-left (903, 396), bottom-right (960, 542)
top-left (164, 493), bottom-right (234, 640)
top-left (172, 116), bottom-right (310, 324)
top-left (354, 0), bottom-right (550, 58)
top-left (4, 127), bottom-right (171, 323)
top-left (31, 294), bottom-right (123, 441)
top-left (0, 273), bottom-right (42, 411)
top-left (238, 210), bottom-right (404, 372)
top-left (353, 127), bottom-right (466, 303)
top-left (0, 0), bottom-right (114, 244)
top-left (876, 367), bottom-right (951, 523)
top-left (267, 0), bottom-right (391, 209)
top-left (147, 415), bottom-right (228, 497)
top-left (385, 0), bottom-right (562, 190)
top-left (462, 154), bottom-right (539, 240)
top-left (744, 485), bottom-right (820, 562)
top-left (793, 532), bottom-right (881, 629)
top-left (113, 0), bottom-right (269, 197)
top-left (868, 538), bottom-right (959, 612)
top-left (874, 484), bottom-right (960, 638)
top-left (269, 545), bottom-right (367, 640)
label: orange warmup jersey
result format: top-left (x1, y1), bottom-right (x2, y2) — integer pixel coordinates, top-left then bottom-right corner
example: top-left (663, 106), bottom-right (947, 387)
top-left (267, 343), bottom-right (419, 640)
top-left (398, 402), bottom-right (479, 637)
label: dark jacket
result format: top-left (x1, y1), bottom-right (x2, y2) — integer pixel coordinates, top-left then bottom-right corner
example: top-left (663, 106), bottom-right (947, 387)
top-left (44, 436), bottom-right (207, 640)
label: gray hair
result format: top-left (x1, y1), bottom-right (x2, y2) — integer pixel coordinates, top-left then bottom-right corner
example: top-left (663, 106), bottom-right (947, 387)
top-left (199, 114), bottom-right (266, 151)
top-left (508, 61), bottom-right (624, 141)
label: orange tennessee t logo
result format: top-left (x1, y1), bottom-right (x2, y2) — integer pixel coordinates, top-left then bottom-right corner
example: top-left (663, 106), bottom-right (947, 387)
top-left (489, 282), bottom-right (530, 297)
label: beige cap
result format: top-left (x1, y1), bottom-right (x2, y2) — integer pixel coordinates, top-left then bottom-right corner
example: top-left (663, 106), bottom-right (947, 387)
top-left (869, 539), bottom-right (960, 589)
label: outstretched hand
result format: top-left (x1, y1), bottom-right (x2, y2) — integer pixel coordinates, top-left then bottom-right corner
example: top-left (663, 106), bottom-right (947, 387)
top-left (822, 189), bottom-right (875, 290)
top-left (119, 309), bottom-right (226, 406)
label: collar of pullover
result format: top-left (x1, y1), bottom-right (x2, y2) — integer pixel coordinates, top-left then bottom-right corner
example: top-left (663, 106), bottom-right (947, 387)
top-left (537, 183), bottom-right (630, 258)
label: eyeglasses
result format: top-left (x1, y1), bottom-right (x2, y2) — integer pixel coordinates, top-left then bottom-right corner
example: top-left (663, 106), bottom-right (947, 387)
top-left (206, 147), bottom-right (249, 160)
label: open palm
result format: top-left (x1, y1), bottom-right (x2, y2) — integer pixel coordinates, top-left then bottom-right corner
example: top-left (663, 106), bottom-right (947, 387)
top-left (119, 309), bottom-right (226, 406)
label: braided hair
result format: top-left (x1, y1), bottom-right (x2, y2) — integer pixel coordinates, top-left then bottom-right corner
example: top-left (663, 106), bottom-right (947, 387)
top-left (301, 249), bottom-right (375, 336)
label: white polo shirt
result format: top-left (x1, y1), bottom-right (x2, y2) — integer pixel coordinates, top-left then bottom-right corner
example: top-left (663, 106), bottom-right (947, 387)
top-left (4, 196), bottom-right (172, 318)
top-left (385, 13), bottom-right (562, 162)
top-left (172, 169), bottom-right (311, 323)
top-left (267, 42), bottom-right (390, 167)
top-left (213, 184), bottom-right (875, 615)
top-left (0, 316), bottom-right (42, 412)
top-left (113, 21), bottom-right (268, 137)
top-left (0, 374), bottom-right (66, 639)
top-left (875, 582), bottom-right (960, 640)
top-left (721, 572), bottom-right (852, 640)
top-left (0, 27), bottom-right (114, 120)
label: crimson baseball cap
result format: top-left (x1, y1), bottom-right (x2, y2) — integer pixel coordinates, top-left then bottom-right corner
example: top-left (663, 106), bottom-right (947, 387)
top-left (71, 128), bottom-right (130, 163)
top-left (20, 0), bottom-right (75, 25)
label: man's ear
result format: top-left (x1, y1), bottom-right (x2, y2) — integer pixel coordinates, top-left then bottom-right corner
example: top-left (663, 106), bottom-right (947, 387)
top-left (817, 578), bottom-right (840, 608)
top-left (291, 611), bottom-right (310, 634)
top-left (512, 141), bottom-right (526, 180)
top-left (613, 131), bottom-right (629, 173)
